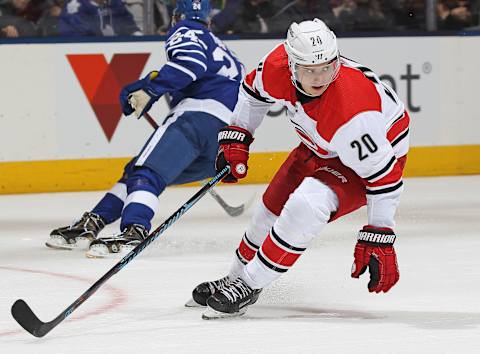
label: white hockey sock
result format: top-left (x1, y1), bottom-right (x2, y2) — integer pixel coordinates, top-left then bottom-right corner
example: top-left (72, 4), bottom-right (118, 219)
top-left (228, 256), bottom-right (246, 280)
top-left (241, 255), bottom-right (280, 289)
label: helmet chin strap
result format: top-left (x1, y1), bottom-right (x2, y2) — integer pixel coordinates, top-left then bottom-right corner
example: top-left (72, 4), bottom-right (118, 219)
top-left (292, 78), bottom-right (327, 98)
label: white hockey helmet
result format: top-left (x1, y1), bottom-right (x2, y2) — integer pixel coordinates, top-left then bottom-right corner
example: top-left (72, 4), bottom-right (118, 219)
top-left (284, 19), bottom-right (340, 96)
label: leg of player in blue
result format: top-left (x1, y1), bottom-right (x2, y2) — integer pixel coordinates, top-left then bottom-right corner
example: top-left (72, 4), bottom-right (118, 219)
top-left (47, 0), bottom-right (244, 252)
top-left (82, 111), bottom-right (224, 257)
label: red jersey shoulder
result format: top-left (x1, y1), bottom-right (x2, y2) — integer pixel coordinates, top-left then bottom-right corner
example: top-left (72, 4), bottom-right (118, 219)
top-left (260, 44), bottom-right (296, 102)
top-left (244, 69), bottom-right (256, 88)
top-left (303, 65), bottom-right (382, 141)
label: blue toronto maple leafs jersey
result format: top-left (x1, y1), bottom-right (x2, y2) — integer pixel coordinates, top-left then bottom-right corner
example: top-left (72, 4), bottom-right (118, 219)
top-left (145, 19), bottom-right (244, 123)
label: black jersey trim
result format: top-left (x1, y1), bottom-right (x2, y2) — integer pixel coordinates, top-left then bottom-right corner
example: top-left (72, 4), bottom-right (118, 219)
top-left (365, 156), bottom-right (396, 182)
top-left (388, 112), bottom-right (406, 128)
top-left (242, 82), bottom-right (273, 103)
top-left (391, 128), bottom-right (410, 147)
top-left (366, 181), bottom-right (403, 195)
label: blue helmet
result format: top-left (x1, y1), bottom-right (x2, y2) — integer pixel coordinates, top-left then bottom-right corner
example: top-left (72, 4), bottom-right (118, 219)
top-left (174, 0), bottom-right (211, 23)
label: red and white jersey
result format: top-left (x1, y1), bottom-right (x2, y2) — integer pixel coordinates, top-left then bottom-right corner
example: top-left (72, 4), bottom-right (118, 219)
top-left (232, 44), bottom-right (410, 228)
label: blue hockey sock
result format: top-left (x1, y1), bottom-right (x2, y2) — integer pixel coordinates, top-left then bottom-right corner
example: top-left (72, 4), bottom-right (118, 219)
top-left (121, 168), bottom-right (166, 231)
top-left (92, 183), bottom-right (127, 224)
top-left (121, 201), bottom-right (156, 231)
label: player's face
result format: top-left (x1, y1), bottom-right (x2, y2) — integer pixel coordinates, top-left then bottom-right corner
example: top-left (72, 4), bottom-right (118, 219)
top-left (294, 58), bottom-right (340, 96)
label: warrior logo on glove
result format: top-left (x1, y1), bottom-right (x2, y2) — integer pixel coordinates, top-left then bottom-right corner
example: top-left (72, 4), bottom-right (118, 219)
top-left (216, 126), bottom-right (254, 183)
top-left (218, 130), bottom-right (248, 142)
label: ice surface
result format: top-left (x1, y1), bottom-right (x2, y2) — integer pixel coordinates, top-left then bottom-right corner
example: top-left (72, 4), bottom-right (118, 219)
top-left (1, 176), bottom-right (480, 353)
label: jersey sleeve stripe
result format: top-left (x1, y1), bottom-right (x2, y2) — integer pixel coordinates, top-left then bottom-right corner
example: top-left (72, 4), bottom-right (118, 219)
top-left (171, 48), bottom-right (207, 58)
top-left (366, 180), bottom-right (403, 195)
top-left (366, 180), bottom-right (403, 191)
top-left (387, 113), bottom-right (409, 140)
top-left (166, 41), bottom-right (203, 55)
top-left (242, 82), bottom-right (274, 103)
top-left (168, 26), bottom-right (190, 37)
top-left (365, 156), bottom-right (396, 182)
top-left (165, 62), bottom-right (197, 80)
top-left (386, 111), bottom-right (406, 130)
top-left (175, 55), bottom-right (207, 71)
top-left (391, 128), bottom-right (409, 147)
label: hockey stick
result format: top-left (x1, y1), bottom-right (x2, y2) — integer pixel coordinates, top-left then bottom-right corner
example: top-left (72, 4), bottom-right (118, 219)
top-left (11, 166), bottom-right (231, 338)
top-left (143, 112), bottom-right (246, 217)
top-left (207, 187), bottom-right (244, 217)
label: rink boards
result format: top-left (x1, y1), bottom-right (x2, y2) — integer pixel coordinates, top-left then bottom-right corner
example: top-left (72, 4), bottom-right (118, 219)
top-left (0, 35), bottom-right (479, 193)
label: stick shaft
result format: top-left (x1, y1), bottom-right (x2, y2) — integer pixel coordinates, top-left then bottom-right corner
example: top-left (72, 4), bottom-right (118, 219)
top-left (143, 112), bottom-right (159, 129)
top-left (11, 166), bottom-right (230, 337)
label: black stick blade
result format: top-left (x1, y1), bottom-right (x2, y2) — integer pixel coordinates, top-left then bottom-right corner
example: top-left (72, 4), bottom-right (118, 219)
top-left (11, 299), bottom-right (50, 337)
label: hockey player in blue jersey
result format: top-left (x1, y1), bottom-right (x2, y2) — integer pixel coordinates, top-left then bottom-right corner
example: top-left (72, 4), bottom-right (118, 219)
top-left (46, 0), bottom-right (244, 257)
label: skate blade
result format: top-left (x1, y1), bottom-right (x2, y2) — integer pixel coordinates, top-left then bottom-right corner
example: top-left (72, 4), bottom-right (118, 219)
top-left (85, 251), bottom-right (108, 259)
top-left (85, 244), bottom-right (127, 259)
top-left (46, 236), bottom-right (91, 251)
top-left (45, 241), bottom-right (74, 251)
top-left (185, 298), bottom-right (205, 308)
top-left (202, 306), bottom-right (247, 320)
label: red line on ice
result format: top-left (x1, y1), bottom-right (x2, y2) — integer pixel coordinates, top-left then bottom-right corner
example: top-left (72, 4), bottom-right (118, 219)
top-left (0, 265), bottom-right (128, 337)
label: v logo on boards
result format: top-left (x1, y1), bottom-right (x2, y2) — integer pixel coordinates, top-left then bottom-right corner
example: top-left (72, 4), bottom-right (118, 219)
top-left (67, 53), bottom-right (150, 141)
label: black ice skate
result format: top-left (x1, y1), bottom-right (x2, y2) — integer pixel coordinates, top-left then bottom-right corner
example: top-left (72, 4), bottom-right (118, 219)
top-left (46, 212), bottom-right (106, 251)
top-left (202, 277), bottom-right (262, 319)
top-left (185, 276), bottom-right (233, 307)
top-left (86, 224), bottom-right (148, 258)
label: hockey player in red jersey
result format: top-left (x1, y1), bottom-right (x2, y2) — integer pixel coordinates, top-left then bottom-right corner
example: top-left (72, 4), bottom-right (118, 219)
top-left (189, 18), bottom-right (410, 319)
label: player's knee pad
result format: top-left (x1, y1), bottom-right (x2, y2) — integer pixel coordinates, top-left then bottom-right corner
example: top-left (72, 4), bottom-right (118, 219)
top-left (126, 167), bottom-right (167, 197)
top-left (274, 178), bottom-right (339, 247)
top-left (245, 200), bottom-right (278, 246)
